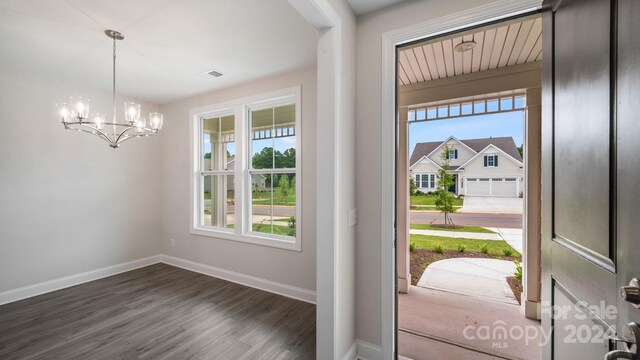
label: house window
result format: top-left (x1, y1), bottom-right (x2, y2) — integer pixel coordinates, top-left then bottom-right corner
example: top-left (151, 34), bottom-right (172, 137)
top-left (484, 154), bottom-right (499, 167)
top-left (192, 87), bottom-right (301, 251)
top-left (249, 101), bottom-right (298, 239)
top-left (200, 114), bottom-right (235, 230)
top-left (415, 173), bottom-right (436, 188)
top-left (448, 149), bottom-right (458, 160)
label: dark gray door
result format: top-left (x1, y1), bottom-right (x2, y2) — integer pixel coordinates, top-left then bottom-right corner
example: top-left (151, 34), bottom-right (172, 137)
top-left (541, 0), bottom-right (640, 359)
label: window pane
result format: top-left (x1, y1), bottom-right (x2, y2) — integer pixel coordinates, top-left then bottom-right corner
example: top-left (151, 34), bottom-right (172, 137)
top-left (274, 104), bottom-right (296, 169)
top-left (474, 101), bottom-right (485, 114)
top-left (427, 107), bottom-right (437, 119)
top-left (251, 104), bottom-right (296, 170)
top-left (437, 106), bottom-right (448, 118)
top-left (487, 99), bottom-right (499, 112)
top-left (416, 109), bottom-right (426, 120)
top-left (514, 96), bottom-right (526, 109)
top-left (461, 102), bottom-right (473, 115)
top-left (501, 97), bottom-right (513, 110)
top-left (203, 174), bottom-right (234, 229)
top-left (449, 104), bottom-right (461, 117)
top-left (251, 108), bottom-right (274, 169)
top-left (408, 110), bottom-right (415, 121)
top-left (203, 115), bottom-right (234, 171)
top-left (251, 173), bottom-right (296, 237)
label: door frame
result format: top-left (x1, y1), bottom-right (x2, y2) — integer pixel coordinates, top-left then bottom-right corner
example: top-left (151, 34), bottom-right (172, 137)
top-left (380, 0), bottom-right (542, 358)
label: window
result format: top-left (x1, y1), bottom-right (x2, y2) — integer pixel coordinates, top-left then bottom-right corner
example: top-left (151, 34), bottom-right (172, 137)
top-left (415, 173), bottom-right (436, 188)
top-left (191, 87), bottom-right (301, 251)
top-left (484, 154), bottom-right (499, 167)
top-left (249, 102), bottom-right (297, 239)
top-left (448, 149), bottom-right (458, 160)
top-left (199, 114), bottom-right (235, 230)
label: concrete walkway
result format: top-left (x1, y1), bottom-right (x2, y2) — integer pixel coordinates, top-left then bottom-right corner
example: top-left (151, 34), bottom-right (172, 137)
top-left (417, 258), bottom-right (518, 304)
top-left (399, 286), bottom-right (541, 360)
top-left (409, 227), bottom-right (523, 253)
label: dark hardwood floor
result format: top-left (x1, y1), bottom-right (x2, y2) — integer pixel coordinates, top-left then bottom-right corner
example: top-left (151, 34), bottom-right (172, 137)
top-left (0, 263), bottom-right (316, 360)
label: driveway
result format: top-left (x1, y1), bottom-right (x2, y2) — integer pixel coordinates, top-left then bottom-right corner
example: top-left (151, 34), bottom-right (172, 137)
top-left (460, 196), bottom-right (523, 214)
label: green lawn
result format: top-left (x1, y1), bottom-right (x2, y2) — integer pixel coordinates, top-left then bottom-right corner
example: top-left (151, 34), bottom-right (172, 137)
top-left (204, 192), bottom-right (295, 206)
top-left (410, 223), bottom-right (495, 234)
top-left (410, 234), bottom-right (521, 257)
top-left (252, 193), bottom-right (296, 206)
top-left (226, 223), bottom-right (292, 235)
top-left (411, 195), bottom-right (463, 207)
top-left (252, 223), bottom-right (292, 235)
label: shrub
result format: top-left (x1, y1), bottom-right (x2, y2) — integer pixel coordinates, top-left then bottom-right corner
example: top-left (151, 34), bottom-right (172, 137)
top-left (409, 241), bottom-right (416, 253)
top-left (513, 260), bottom-right (523, 280)
top-left (480, 243), bottom-right (489, 254)
top-left (502, 248), bottom-right (513, 257)
top-left (415, 190), bottom-right (425, 196)
top-left (457, 244), bottom-right (466, 253)
top-left (287, 216), bottom-right (296, 237)
top-left (433, 242), bottom-right (444, 254)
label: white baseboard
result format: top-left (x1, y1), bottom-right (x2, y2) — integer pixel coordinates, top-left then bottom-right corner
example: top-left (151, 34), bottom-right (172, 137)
top-left (356, 340), bottom-right (383, 360)
top-left (159, 254), bottom-right (316, 304)
top-left (342, 341), bottom-right (358, 360)
top-left (0, 255), bottom-right (162, 306)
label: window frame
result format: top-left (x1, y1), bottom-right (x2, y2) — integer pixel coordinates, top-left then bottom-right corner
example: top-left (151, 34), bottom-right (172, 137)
top-left (189, 86), bottom-right (302, 251)
top-left (484, 154), bottom-right (498, 167)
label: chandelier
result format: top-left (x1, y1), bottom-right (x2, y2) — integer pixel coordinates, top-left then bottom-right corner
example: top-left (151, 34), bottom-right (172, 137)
top-left (56, 30), bottom-right (163, 148)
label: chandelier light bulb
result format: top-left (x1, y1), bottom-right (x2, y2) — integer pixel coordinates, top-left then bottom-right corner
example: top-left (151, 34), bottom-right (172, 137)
top-left (124, 102), bottom-right (141, 124)
top-left (57, 103), bottom-right (71, 124)
top-left (70, 96), bottom-right (90, 120)
top-left (135, 118), bottom-right (146, 134)
top-left (93, 113), bottom-right (105, 130)
top-left (149, 112), bottom-right (164, 131)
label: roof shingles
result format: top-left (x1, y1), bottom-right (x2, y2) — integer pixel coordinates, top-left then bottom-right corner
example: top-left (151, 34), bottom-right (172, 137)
top-left (410, 136), bottom-right (522, 166)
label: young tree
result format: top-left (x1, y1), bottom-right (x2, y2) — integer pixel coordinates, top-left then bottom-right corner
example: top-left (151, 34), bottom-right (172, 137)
top-left (434, 145), bottom-right (458, 226)
top-left (409, 177), bottom-right (417, 196)
top-left (278, 174), bottom-right (290, 202)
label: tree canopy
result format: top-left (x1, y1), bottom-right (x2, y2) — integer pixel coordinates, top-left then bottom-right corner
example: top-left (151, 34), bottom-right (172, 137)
top-left (252, 147), bottom-right (296, 169)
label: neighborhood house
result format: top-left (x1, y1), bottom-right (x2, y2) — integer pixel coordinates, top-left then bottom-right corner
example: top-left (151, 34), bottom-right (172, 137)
top-left (410, 136), bottom-right (524, 197)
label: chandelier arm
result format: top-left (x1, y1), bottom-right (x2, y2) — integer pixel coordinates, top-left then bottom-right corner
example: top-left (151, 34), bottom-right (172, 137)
top-left (67, 124), bottom-right (114, 145)
top-left (114, 126), bottom-right (134, 144)
top-left (72, 122), bottom-right (114, 143)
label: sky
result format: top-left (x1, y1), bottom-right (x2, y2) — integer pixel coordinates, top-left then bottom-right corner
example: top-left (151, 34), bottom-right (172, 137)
top-left (409, 110), bottom-right (524, 153)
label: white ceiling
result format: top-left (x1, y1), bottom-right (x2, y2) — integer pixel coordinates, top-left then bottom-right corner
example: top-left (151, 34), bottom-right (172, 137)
top-left (0, 0), bottom-right (317, 104)
top-left (398, 14), bottom-right (542, 86)
top-left (346, 0), bottom-right (407, 16)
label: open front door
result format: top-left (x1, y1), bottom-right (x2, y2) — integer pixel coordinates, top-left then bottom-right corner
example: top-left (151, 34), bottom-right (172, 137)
top-left (542, 0), bottom-right (640, 359)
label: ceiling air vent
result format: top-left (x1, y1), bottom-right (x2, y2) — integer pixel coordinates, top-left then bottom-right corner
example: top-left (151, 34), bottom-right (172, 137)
top-left (207, 70), bottom-right (223, 78)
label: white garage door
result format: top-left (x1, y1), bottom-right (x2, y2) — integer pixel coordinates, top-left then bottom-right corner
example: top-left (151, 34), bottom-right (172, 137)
top-left (465, 178), bottom-right (519, 197)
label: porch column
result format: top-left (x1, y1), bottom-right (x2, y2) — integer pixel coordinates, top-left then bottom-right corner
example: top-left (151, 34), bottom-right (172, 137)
top-left (397, 106), bottom-right (411, 293)
top-left (523, 87), bottom-right (542, 319)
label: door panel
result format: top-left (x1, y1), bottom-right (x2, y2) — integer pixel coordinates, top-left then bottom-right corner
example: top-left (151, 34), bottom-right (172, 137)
top-left (553, 0), bottom-right (612, 263)
top-left (616, 0), bottom-right (640, 334)
top-left (553, 282), bottom-right (610, 359)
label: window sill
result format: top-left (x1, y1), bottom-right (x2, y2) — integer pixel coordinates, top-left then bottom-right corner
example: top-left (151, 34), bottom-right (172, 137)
top-left (190, 227), bottom-right (301, 252)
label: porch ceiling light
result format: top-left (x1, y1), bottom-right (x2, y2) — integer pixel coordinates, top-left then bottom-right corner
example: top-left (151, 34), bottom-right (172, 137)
top-left (455, 41), bottom-right (477, 53)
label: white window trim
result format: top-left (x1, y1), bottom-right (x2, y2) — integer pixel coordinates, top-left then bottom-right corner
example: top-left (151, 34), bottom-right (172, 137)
top-left (189, 86), bottom-right (302, 251)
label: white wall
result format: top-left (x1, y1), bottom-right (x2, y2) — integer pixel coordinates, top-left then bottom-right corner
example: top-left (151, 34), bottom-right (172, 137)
top-left (355, 0), bottom-right (498, 347)
top-left (0, 66), bottom-right (162, 293)
top-left (158, 67), bottom-right (317, 292)
top-left (330, 0), bottom-right (357, 357)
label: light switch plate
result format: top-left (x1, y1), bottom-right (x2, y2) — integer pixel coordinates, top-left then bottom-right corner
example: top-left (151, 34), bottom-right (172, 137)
top-left (348, 209), bottom-right (357, 226)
